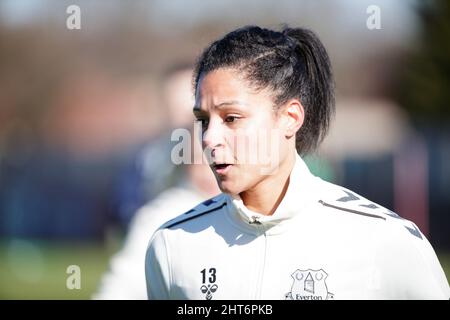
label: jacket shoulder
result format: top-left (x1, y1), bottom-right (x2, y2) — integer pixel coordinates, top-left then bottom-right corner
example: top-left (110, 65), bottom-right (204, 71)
top-left (317, 179), bottom-right (388, 220)
top-left (315, 178), bottom-right (424, 240)
top-left (160, 193), bottom-right (227, 229)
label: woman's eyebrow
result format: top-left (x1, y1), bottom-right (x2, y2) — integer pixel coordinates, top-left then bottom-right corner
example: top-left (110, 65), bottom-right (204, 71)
top-left (213, 100), bottom-right (247, 109)
top-left (193, 100), bottom-right (247, 113)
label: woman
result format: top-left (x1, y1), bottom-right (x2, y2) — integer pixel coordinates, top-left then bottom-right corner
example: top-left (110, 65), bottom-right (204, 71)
top-left (146, 26), bottom-right (449, 300)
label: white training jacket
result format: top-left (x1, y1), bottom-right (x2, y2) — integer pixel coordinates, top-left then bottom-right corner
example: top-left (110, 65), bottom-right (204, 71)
top-left (145, 154), bottom-right (450, 300)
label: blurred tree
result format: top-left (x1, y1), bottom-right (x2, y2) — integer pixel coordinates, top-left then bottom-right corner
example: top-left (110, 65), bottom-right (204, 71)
top-left (395, 0), bottom-right (450, 122)
top-left (394, 0), bottom-right (450, 250)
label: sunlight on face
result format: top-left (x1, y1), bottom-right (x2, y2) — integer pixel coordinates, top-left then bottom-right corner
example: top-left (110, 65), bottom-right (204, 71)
top-left (193, 68), bottom-right (292, 195)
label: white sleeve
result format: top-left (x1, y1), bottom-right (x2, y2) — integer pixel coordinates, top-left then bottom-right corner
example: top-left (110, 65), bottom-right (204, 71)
top-left (92, 206), bottom-right (156, 300)
top-left (377, 221), bottom-right (450, 299)
top-left (145, 228), bottom-right (171, 300)
top-left (93, 187), bottom-right (202, 300)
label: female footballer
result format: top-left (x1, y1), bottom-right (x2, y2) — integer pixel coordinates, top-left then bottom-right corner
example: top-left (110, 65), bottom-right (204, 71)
top-left (145, 25), bottom-right (449, 300)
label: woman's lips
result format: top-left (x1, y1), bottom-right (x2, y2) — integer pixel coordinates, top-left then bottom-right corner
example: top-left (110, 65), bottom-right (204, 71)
top-left (212, 163), bottom-right (232, 175)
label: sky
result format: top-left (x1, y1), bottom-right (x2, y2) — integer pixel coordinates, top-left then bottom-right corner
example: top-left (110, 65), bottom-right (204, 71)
top-left (0, 0), bottom-right (419, 38)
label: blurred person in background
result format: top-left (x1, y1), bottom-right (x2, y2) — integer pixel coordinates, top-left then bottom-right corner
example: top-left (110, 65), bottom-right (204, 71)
top-left (111, 64), bottom-right (199, 227)
top-left (94, 65), bottom-right (220, 299)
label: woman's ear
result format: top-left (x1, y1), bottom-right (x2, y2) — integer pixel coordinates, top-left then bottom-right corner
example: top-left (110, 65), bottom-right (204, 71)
top-left (282, 99), bottom-right (304, 138)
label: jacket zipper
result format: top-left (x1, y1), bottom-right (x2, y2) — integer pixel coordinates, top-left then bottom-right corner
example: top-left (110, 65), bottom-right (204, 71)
top-left (250, 216), bottom-right (267, 299)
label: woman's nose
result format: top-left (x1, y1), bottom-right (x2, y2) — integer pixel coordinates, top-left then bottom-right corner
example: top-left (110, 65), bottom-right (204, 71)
top-left (202, 120), bottom-right (224, 149)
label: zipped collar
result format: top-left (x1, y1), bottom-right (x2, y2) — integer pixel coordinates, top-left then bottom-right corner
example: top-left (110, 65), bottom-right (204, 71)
top-left (225, 153), bottom-right (318, 235)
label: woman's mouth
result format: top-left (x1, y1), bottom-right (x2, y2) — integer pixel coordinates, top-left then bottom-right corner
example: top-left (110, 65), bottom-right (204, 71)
top-left (212, 163), bottom-right (232, 175)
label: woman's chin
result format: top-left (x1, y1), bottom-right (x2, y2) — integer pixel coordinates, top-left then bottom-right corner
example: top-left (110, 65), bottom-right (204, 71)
top-left (217, 181), bottom-right (241, 196)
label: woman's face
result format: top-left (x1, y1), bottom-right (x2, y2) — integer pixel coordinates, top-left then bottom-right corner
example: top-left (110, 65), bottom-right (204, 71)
top-left (194, 68), bottom-right (294, 195)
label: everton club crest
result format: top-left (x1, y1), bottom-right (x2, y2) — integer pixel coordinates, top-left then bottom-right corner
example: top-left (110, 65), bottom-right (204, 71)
top-left (285, 269), bottom-right (334, 300)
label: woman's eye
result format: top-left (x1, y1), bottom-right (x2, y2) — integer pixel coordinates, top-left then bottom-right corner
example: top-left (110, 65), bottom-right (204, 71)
top-left (224, 115), bottom-right (239, 123)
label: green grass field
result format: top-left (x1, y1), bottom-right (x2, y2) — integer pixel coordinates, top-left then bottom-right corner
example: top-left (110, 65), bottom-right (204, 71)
top-left (0, 240), bottom-right (115, 299)
top-left (438, 252), bottom-right (450, 285)
top-left (0, 240), bottom-right (449, 299)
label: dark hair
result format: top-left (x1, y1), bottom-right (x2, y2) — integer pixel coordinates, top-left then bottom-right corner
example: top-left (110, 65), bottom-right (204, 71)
top-left (193, 25), bottom-right (335, 155)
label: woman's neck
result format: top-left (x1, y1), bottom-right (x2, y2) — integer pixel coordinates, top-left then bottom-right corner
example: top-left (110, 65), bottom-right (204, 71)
top-left (239, 153), bottom-right (295, 216)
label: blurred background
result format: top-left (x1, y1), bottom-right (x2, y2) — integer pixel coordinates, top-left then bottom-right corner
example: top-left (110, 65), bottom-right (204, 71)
top-left (0, 0), bottom-right (449, 299)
